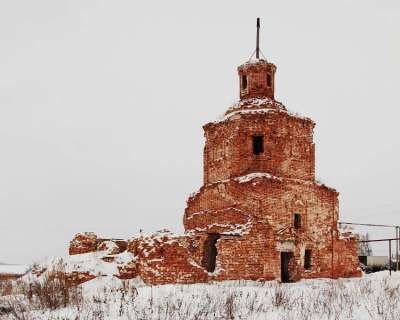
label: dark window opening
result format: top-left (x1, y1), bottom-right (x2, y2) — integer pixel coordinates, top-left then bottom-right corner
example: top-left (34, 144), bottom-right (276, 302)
top-left (304, 249), bottom-right (312, 270)
top-left (203, 234), bottom-right (220, 272)
top-left (294, 213), bottom-right (301, 229)
top-left (281, 252), bottom-right (293, 283)
top-left (253, 135), bottom-right (264, 155)
top-left (267, 73), bottom-right (272, 87)
top-left (242, 75), bottom-right (247, 90)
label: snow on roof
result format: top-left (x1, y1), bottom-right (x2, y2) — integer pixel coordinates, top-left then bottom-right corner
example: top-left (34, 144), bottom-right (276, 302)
top-left (238, 58), bottom-right (272, 67)
top-left (228, 97), bottom-right (286, 113)
top-left (235, 172), bottom-right (282, 183)
top-left (211, 98), bottom-right (313, 124)
top-left (236, 172), bottom-right (335, 191)
top-left (0, 264), bottom-right (29, 275)
top-left (217, 108), bottom-right (276, 123)
top-left (199, 172), bottom-right (336, 193)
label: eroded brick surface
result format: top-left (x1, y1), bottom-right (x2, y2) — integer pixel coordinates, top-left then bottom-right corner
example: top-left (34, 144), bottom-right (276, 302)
top-left (69, 232), bottom-right (127, 256)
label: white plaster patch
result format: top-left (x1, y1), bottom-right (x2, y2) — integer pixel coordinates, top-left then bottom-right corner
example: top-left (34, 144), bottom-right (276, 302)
top-left (276, 241), bottom-right (295, 252)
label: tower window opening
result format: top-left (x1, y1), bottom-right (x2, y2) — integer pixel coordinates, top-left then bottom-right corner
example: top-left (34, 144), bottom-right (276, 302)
top-left (242, 75), bottom-right (248, 90)
top-left (267, 73), bottom-right (272, 87)
top-left (294, 213), bottom-right (301, 229)
top-left (304, 249), bottom-right (312, 270)
top-left (252, 135), bottom-right (264, 155)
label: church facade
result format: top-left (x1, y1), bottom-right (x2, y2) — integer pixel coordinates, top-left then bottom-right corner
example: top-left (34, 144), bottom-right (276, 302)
top-left (68, 24), bottom-right (361, 285)
top-left (181, 57), bottom-right (361, 283)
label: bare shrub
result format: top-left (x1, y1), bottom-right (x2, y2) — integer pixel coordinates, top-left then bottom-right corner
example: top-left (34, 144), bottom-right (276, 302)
top-left (4, 269), bottom-right (400, 319)
top-left (224, 292), bottom-right (236, 320)
top-left (0, 280), bottom-right (13, 296)
top-left (271, 283), bottom-right (289, 308)
top-left (27, 274), bottom-right (81, 310)
top-left (13, 260), bottom-right (83, 312)
top-left (1, 296), bottom-right (32, 320)
top-left (359, 278), bottom-right (373, 295)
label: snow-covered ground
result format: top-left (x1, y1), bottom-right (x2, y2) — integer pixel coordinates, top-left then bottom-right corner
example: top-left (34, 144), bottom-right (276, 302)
top-left (1, 271), bottom-right (400, 320)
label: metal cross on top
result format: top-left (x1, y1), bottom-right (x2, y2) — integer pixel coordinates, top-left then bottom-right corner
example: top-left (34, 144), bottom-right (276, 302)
top-left (256, 17), bottom-right (260, 59)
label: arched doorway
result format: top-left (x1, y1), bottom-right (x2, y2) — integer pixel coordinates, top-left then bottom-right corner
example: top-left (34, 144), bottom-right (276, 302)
top-left (203, 234), bottom-right (220, 272)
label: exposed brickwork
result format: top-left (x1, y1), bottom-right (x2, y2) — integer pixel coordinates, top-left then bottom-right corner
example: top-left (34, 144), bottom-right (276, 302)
top-left (64, 54), bottom-right (361, 285)
top-left (69, 232), bottom-right (98, 255)
top-left (184, 172), bottom-right (360, 281)
top-left (69, 232), bottom-right (127, 256)
top-left (238, 60), bottom-right (276, 100)
top-left (203, 107), bottom-right (315, 184)
top-left (126, 231), bottom-right (208, 285)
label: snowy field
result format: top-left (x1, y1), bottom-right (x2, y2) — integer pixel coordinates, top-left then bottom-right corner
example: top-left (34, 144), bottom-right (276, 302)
top-left (1, 271), bottom-right (400, 320)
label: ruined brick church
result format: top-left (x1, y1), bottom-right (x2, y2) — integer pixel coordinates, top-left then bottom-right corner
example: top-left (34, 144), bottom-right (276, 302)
top-left (68, 20), bottom-right (361, 284)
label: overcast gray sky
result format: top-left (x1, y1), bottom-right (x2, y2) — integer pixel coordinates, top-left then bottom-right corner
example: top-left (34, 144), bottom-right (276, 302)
top-left (1, 0), bottom-right (399, 264)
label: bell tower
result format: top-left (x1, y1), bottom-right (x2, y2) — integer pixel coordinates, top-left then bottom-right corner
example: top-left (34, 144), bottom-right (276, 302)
top-left (183, 18), bottom-right (361, 285)
top-left (201, 18), bottom-right (315, 185)
top-left (238, 18), bottom-right (276, 100)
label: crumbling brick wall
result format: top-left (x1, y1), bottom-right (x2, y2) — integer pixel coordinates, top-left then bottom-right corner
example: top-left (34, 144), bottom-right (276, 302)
top-left (69, 232), bottom-right (127, 256)
top-left (127, 231), bottom-right (208, 285)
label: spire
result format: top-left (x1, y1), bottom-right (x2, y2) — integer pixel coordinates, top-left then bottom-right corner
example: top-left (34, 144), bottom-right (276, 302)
top-left (256, 18), bottom-right (260, 59)
top-left (238, 18), bottom-right (276, 100)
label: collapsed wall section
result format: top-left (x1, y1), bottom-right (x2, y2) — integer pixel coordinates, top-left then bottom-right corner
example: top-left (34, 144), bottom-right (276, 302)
top-left (127, 231), bottom-right (208, 285)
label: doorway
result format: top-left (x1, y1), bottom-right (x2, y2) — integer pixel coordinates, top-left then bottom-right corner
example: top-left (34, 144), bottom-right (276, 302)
top-left (203, 234), bottom-right (220, 272)
top-left (281, 252), bottom-right (293, 283)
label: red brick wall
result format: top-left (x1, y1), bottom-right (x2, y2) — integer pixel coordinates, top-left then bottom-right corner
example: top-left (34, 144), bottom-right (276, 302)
top-left (127, 231), bottom-right (208, 285)
top-left (238, 61), bottom-right (276, 100)
top-left (203, 112), bottom-right (315, 184)
top-left (69, 232), bottom-right (127, 256)
top-left (184, 171), bottom-right (360, 281)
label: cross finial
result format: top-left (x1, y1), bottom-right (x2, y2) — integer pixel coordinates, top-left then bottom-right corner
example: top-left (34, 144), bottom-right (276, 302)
top-left (256, 18), bottom-right (260, 59)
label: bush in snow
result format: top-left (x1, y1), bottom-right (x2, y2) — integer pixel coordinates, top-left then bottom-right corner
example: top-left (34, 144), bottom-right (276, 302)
top-left (24, 261), bottom-right (82, 310)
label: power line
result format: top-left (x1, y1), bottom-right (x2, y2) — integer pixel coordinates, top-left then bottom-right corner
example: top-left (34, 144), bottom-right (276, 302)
top-left (359, 237), bottom-right (400, 243)
top-left (338, 221), bottom-right (399, 228)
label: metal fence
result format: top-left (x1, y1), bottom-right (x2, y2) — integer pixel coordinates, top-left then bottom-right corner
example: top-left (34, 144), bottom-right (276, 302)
top-left (339, 221), bottom-right (400, 274)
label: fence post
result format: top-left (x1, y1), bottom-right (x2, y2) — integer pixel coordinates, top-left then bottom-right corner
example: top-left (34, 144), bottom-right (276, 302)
top-left (389, 240), bottom-right (392, 276)
top-left (397, 226), bottom-right (400, 271)
top-left (396, 227), bottom-right (399, 271)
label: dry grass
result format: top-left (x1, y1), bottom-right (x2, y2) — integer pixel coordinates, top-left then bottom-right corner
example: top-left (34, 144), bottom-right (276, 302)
top-left (0, 261), bottom-right (83, 320)
top-left (1, 274), bottom-right (400, 319)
